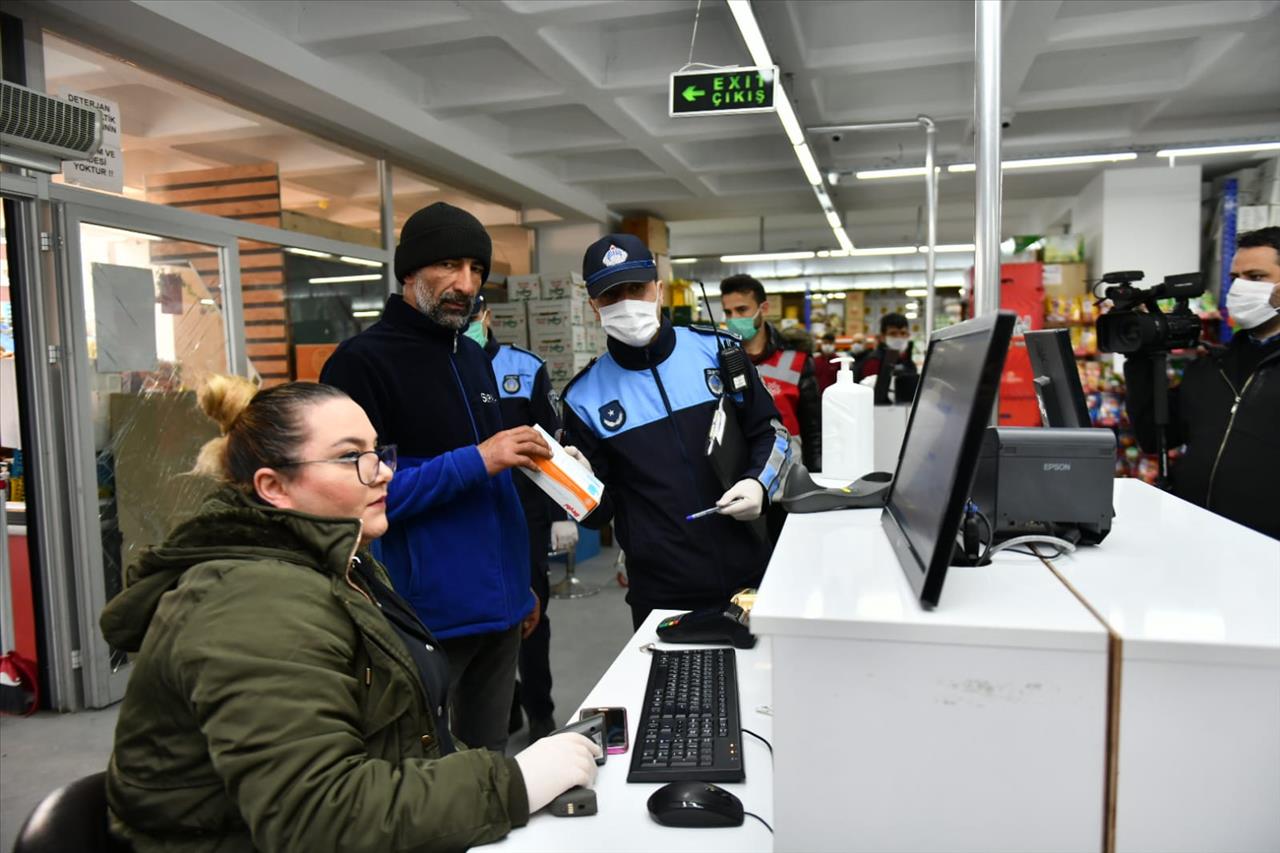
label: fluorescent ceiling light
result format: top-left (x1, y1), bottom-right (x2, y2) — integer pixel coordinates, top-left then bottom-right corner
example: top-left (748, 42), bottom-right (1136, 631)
top-left (726, 0), bottom-right (774, 69)
top-left (352, 310), bottom-right (381, 318)
top-left (849, 246), bottom-right (917, 256)
top-left (947, 152), bottom-right (1137, 173)
top-left (339, 255), bottom-right (382, 267)
top-left (286, 247), bottom-right (333, 258)
top-left (834, 229), bottom-right (855, 254)
top-left (825, 210), bottom-right (842, 229)
top-left (905, 289), bottom-right (930, 297)
top-left (199, 298), bottom-right (216, 306)
top-left (1156, 141), bottom-right (1280, 158)
top-left (309, 274), bottom-right (383, 284)
top-left (795, 143), bottom-right (823, 186)
top-left (855, 166), bottom-right (938, 180)
top-left (932, 243), bottom-right (976, 253)
top-left (670, 258), bottom-right (699, 265)
top-left (720, 251), bottom-right (816, 263)
top-left (773, 92), bottom-right (806, 147)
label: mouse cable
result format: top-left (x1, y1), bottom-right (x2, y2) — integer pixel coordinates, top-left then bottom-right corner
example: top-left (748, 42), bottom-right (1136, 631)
top-left (743, 812), bottom-right (774, 834)
top-left (741, 727), bottom-right (773, 758)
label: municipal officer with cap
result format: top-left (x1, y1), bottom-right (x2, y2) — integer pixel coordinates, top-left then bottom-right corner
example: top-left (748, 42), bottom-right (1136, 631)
top-left (321, 202), bottom-right (554, 753)
top-left (561, 234), bottom-right (792, 630)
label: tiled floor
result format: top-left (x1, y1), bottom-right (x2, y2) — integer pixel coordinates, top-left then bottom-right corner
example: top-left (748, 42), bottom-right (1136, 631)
top-left (0, 545), bottom-right (633, 850)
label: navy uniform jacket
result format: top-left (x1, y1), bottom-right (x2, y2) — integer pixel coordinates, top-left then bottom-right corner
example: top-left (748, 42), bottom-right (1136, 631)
top-left (483, 334), bottom-right (565, 533)
top-left (561, 319), bottom-right (791, 609)
top-left (319, 295), bottom-right (533, 641)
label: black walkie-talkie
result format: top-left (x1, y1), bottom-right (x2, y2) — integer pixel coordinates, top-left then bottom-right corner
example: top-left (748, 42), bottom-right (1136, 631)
top-left (697, 280), bottom-right (750, 394)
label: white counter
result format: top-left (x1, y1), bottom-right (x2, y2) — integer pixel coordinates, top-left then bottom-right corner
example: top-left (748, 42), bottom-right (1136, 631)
top-left (498, 610), bottom-right (774, 853)
top-left (1048, 479), bottom-right (1280, 853)
top-left (751, 506), bottom-right (1110, 852)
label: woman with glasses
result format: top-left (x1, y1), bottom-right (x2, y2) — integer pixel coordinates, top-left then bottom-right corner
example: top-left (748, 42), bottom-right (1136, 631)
top-left (100, 376), bottom-right (599, 853)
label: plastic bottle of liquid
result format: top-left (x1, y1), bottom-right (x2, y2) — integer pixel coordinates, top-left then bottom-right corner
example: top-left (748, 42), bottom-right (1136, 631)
top-left (821, 354), bottom-right (874, 481)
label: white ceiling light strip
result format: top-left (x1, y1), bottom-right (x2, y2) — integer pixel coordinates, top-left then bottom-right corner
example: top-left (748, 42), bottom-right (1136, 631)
top-left (1155, 141), bottom-right (1280, 158)
top-left (947, 152), bottom-right (1137, 172)
top-left (720, 250), bottom-right (816, 263)
top-left (727, 0), bottom-right (854, 252)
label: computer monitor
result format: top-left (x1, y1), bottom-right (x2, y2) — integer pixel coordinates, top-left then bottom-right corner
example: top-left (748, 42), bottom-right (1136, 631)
top-left (1024, 329), bottom-right (1090, 429)
top-left (881, 311), bottom-right (1016, 608)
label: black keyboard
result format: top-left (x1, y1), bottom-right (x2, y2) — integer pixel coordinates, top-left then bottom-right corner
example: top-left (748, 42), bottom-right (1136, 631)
top-left (627, 648), bottom-right (744, 783)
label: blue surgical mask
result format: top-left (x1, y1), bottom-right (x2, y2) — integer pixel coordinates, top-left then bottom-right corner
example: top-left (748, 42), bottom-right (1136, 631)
top-left (463, 320), bottom-right (487, 347)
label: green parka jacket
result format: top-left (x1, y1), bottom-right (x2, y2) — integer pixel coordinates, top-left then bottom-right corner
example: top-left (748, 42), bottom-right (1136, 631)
top-left (99, 487), bottom-right (530, 853)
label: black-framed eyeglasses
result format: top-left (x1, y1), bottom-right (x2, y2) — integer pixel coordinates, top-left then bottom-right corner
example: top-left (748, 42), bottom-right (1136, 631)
top-left (276, 445), bottom-right (397, 485)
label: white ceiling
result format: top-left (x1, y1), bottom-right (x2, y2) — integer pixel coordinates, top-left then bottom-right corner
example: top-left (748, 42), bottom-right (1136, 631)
top-left (23, 0), bottom-right (1280, 256)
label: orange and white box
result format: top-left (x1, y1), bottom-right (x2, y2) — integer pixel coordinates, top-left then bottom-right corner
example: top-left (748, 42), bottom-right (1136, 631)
top-left (519, 424), bottom-right (604, 522)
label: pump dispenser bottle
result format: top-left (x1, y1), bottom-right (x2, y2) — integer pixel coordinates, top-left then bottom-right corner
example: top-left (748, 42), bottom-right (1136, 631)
top-left (821, 353), bottom-right (874, 481)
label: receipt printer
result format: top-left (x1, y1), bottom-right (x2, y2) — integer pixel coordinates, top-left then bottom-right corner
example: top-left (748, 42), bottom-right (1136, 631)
top-left (970, 427), bottom-right (1115, 545)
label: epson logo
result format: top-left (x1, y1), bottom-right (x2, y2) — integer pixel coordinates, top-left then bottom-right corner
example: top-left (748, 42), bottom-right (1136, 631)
top-left (1043, 462), bottom-right (1071, 472)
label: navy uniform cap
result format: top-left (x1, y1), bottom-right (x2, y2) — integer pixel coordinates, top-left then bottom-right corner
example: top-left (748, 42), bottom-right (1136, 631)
top-left (581, 233), bottom-right (658, 298)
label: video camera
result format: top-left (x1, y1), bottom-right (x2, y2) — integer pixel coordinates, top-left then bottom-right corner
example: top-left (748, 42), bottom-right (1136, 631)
top-left (1095, 270), bottom-right (1204, 355)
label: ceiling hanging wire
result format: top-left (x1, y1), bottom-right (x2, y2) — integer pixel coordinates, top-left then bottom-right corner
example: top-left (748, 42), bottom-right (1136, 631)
top-left (678, 0), bottom-right (730, 73)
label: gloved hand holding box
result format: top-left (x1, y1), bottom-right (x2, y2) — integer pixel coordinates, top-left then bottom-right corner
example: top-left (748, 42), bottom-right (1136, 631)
top-left (519, 424), bottom-right (605, 522)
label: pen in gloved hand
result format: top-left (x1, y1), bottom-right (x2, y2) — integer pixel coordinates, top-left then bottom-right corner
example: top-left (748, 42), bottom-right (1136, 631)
top-left (685, 499), bottom-right (743, 521)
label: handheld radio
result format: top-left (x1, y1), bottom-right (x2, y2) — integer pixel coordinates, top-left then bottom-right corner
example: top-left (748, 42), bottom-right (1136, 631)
top-left (696, 280), bottom-right (751, 394)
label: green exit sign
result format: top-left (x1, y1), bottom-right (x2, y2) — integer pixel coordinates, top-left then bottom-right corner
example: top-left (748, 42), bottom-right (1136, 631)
top-left (669, 66), bottom-right (778, 117)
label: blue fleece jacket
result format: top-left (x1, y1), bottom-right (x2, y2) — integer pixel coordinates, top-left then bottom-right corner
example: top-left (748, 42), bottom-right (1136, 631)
top-left (320, 295), bottom-right (533, 640)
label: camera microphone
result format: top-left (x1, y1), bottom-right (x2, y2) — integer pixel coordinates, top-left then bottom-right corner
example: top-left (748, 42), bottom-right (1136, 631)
top-left (1101, 270), bottom-right (1145, 285)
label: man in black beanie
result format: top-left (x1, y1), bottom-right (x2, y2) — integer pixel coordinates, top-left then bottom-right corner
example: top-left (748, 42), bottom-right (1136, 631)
top-left (321, 202), bottom-right (557, 752)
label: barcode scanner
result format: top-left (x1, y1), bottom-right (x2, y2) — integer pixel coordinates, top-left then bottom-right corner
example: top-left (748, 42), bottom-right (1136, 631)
top-left (696, 280), bottom-right (750, 394)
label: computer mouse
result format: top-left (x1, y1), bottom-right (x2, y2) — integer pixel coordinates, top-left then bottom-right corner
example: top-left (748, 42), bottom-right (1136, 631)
top-left (646, 781), bottom-right (744, 828)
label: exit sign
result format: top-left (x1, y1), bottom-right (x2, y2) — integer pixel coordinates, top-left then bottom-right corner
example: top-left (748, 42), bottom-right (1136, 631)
top-left (669, 66), bottom-right (778, 117)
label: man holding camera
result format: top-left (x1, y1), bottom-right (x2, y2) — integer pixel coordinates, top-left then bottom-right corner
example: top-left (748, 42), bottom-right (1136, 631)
top-left (1124, 226), bottom-right (1280, 539)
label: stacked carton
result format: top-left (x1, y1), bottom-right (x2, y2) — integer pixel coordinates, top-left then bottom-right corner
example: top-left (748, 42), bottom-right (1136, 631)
top-left (487, 302), bottom-right (529, 349)
top-left (508, 272), bottom-right (605, 388)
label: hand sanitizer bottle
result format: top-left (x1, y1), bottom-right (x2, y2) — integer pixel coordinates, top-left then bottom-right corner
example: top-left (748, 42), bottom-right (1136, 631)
top-left (821, 354), bottom-right (874, 481)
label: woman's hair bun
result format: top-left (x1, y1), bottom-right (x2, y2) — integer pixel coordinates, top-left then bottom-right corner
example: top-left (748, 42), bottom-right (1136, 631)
top-left (198, 374), bottom-right (258, 434)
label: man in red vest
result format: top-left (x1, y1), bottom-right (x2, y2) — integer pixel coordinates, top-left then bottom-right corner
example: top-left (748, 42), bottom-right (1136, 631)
top-left (720, 274), bottom-right (821, 472)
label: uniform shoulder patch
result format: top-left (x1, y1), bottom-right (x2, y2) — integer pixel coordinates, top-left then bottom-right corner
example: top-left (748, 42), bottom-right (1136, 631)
top-left (502, 374), bottom-right (522, 394)
top-left (599, 399), bottom-right (627, 432)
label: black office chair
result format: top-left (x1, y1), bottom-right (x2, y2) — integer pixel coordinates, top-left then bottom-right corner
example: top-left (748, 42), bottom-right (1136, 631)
top-left (13, 771), bottom-right (133, 853)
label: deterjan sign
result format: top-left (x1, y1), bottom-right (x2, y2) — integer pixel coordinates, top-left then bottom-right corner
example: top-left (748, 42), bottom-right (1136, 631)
top-left (668, 66), bottom-right (778, 117)
top-left (61, 90), bottom-right (123, 194)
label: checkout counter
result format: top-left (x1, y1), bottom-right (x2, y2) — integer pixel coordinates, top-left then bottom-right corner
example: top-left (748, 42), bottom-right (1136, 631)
top-left (503, 480), bottom-right (1278, 852)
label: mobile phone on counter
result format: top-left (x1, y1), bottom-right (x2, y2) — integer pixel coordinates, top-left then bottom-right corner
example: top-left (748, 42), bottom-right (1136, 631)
top-left (579, 706), bottom-right (629, 754)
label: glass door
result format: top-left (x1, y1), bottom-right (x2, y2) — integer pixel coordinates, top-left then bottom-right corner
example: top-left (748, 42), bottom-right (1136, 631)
top-left (59, 206), bottom-right (240, 707)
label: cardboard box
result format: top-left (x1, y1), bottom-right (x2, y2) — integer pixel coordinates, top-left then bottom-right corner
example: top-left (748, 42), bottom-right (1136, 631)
top-left (528, 297), bottom-right (590, 330)
top-left (541, 271), bottom-right (586, 300)
top-left (488, 302), bottom-right (529, 349)
top-left (507, 274), bottom-right (542, 302)
top-left (530, 324), bottom-right (597, 355)
top-left (1041, 234), bottom-right (1086, 263)
top-left (518, 424), bottom-right (605, 522)
top-left (544, 352), bottom-right (595, 386)
top-left (1042, 262), bottom-right (1089, 298)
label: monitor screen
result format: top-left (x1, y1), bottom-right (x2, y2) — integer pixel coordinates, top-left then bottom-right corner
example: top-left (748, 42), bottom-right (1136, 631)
top-left (1024, 329), bottom-right (1090, 429)
top-left (882, 311), bottom-right (1015, 608)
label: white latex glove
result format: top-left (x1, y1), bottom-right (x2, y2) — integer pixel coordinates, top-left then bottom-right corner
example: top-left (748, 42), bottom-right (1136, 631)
top-left (563, 445), bottom-right (593, 474)
top-left (513, 732), bottom-right (601, 813)
top-left (550, 520), bottom-right (579, 551)
top-left (716, 478), bottom-right (766, 521)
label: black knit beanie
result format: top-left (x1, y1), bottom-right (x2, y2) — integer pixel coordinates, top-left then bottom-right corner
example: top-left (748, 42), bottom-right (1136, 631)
top-left (394, 202), bottom-right (492, 284)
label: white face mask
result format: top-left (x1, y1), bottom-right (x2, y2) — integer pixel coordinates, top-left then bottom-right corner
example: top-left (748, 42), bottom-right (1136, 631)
top-left (885, 336), bottom-right (910, 353)
top-left (1226, 278), bottom-right (1280, 330)
top-left (820, 343), bottom-right (836, 355)
top-left (599, 298), bottom-right (661, 347)
top-left (850, 343), bottom-right (865, 355)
